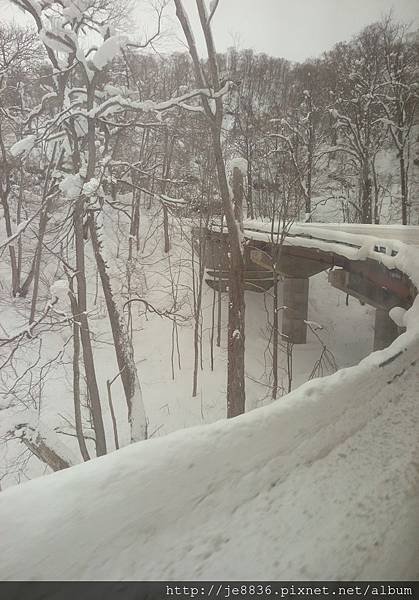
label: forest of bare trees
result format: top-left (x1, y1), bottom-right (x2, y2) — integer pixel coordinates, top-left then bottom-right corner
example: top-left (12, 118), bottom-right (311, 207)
top-left (0, 0), bottom-right (418, 486)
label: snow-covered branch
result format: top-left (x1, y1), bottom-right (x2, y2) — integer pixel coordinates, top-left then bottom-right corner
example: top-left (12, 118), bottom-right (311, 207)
top-left (0, 209), bottom-right (42, 252)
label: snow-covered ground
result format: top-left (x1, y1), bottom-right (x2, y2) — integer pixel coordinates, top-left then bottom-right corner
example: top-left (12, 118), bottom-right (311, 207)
top-left (0, 319), bottom-right (417, 580)
top-left (0, 227), bottom-right (418, 580)
top-left (0, 211), bottom-right (377, 486)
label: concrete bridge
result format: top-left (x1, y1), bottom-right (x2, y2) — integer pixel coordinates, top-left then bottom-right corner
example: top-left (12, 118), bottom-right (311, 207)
top-left (199, 221), bottom-right (418, 350)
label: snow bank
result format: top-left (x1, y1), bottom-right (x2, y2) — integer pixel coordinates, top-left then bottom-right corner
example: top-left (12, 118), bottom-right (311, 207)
top-left (0, 231), bottom-right (418, 580)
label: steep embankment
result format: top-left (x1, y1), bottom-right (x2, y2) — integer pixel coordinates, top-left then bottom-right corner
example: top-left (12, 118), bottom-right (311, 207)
top-left (0, 229), bottom-right (418, 580)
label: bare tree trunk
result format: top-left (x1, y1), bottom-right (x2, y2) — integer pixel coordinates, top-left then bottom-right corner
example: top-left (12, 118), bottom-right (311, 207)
top-left (305, 93), bottom-right (314, 220)
top-left (272, 275), bottom-right (279, 400)
top-left (400, 153), bottom-right (408, 225)
top-left (127, 179), bottom-right (140, 337)
top-left (13, 425), bottom-right (72, 472)
top-left (19, 263), bottom-right (35, 299)
top-left (67, 76), bottom-right (107, 457)
top-left (16, 167), bottom-right (24, 289)
top-left (174, 0), bottom-right (246, 417)
top-left (0, 124), bottom-right (20, 296)
top-left (232, 166), bottom-right (244, 228)
top-left (192, 210), bottom-right (208, 397)
top-left (1, 198), bottom-right (20, 295)
top-left (162, 203), bottom-right (170, 253)
top-left (132, 188), bottom-right (141, 250)
top-left (210, 284), bottom-right (216, 371)
top-left (74, 200), bottom-right (107, 456)
top-left (21, 148), bottom-right (60, 302)
top-left (88, 215), bottom-right (147, 442)
top-left (161, 130), bottom-right (175, 253)
top-left (361, 148), bottom-right (373, 224)
top-left (372, 162), bottom-right (381, 225)
top-left (247, 141), bottom-right (254, 220)
top-left (227, 167), bottom-right (245, 417)
top-left (107, 376), bottom-right (120, 451)
top-left (68, 277), bottom-right (91, 462)
top-left (29, 190), bottom-right (54, 323)
top-left (24, 435), bottom-right (72, 471)
top-left (216, 218), bottom-right (224, 348)
top-left (211, 143), bottom-right (246, 418)
top-left (227, 251), bottom-right (245, 417)
top-left (191, 240), bottom-right (199, 397)
top-left (286, 341), bottom-right (293, 393)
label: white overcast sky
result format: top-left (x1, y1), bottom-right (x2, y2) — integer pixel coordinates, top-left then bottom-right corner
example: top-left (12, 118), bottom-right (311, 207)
top-left (3, 0), bottom-right (419, 62)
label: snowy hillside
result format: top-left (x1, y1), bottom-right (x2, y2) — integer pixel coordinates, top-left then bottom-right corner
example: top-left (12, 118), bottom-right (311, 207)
top-left (1, 0), bottom-right (419, 583)
top-left (0, 229), bottom-right (418, 580)
top-left (0, 319), bottom-right (418, 580)
top-left (0, 211), bottom-right (380, 488)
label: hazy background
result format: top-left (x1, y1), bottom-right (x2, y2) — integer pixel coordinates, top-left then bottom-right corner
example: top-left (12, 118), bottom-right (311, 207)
top-left (2, 0), bottom-right (419, 62)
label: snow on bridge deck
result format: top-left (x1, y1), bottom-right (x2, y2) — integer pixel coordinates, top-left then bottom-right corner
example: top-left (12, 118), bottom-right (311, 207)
top-left (242, 220), bottom-right (419, 253)
top-left (241, 220), bottom-right (419, 288)
top-left (291, 221), bottom-right (419, 246)
top-left (0, 229), bottom-right (418, 580)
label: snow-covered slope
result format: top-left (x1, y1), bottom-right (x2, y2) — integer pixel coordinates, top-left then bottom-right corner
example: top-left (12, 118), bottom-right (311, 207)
top-left (0, 233), bottom-right (418, 581)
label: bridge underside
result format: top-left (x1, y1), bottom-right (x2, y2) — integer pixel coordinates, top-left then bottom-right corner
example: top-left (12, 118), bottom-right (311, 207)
top-left (199, 229), bottom-right (414, 347)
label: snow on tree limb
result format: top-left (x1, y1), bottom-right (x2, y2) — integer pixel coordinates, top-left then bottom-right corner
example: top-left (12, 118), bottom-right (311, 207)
top-left (0, 209), bottom-right (42, 251)
top-left (0, 298), bottom-right (59, 346)
top-left (40, 26), bottom-right (77, 56)
top-left (91, 35), bottom-right (128, 71)
top-left (10, 135), bottom-right (36, 157)
top-left (90, 82), bottom-right (233, 119)
top-left (1, 411), bottom-right (76, 472)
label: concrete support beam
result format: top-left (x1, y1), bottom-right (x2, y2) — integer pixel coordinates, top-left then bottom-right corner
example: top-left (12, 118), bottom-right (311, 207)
top-left (373, 308), bottom-right (399, 351)
top-left (282, 277), bottom-right (309, 344)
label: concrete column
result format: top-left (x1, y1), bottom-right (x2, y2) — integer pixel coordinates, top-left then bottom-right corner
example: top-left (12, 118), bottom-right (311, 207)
top-left (282, 277), bottom-right (309, 344)
top-left (373, 308), bottom-right (399, 351)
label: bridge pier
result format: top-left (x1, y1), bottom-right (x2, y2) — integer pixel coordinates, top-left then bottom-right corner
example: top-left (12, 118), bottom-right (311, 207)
top-left (282, 277), bottom-right (309, 344)
top-left (373, 308), bottom-right (400, 351)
